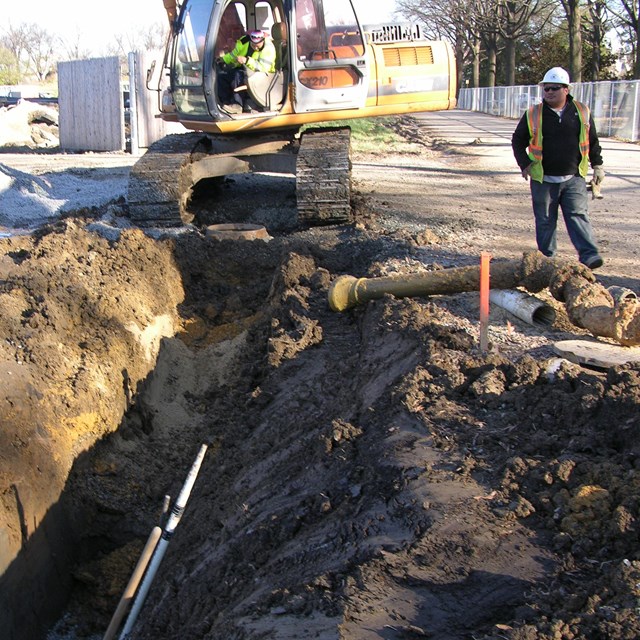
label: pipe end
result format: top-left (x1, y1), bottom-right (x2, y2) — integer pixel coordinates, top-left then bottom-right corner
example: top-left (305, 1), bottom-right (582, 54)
top-left (328, 275), bottom-right (358, 312)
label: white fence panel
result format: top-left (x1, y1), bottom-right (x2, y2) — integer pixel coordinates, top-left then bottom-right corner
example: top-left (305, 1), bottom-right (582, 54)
top-left (458, 80), bottom-right (640, 142)
top-left (58, 57), bottom-right (125, 151)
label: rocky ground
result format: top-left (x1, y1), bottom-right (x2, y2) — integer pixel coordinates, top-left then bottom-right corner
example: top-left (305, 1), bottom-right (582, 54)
top-left (1, 106), bottom-right (640, 640)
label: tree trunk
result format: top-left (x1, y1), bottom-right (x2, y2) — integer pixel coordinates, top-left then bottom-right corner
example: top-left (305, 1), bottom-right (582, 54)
top-left (635, 24), bottom-right (640, 79)
top-left (455, 33), bottom-right (465, 93)
top-left (486, 45), bottom-right (497, 87)
top-left (504, 38), bottom-right (516, 86)
top-left (564, 0), bottom-right (583, 82)
top-left (472, 38), bottom-right (481, 88)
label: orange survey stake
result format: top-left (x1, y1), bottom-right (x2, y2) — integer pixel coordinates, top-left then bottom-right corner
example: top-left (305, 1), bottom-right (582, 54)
top-left (479, 252), bottom-right (491, 352)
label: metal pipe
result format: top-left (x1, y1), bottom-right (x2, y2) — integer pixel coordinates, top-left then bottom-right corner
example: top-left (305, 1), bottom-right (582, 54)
top-left (127, 53), bottom-right (139, 157)
top-left (607, 286), bottom-right (638, 305)
top-left (118, 444), bottom-right (208, 640)
top-left (489, 289), bottom-right (556, 326)
top-left (103, 526), bottom-right (162, 640)
top-left (328, 260), bottom-right (529, 312)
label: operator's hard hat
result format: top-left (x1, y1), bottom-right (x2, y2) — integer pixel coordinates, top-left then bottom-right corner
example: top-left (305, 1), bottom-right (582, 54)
top-left (540, 67), bottom-right (570, 86)
top-left (249, 30), bottom-right (265, 43)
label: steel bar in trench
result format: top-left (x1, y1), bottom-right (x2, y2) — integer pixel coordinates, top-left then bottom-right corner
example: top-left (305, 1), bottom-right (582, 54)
top-left (103, 525), bottom-right (162, 640)
top-left (118, 443), bottom-right (208, 640)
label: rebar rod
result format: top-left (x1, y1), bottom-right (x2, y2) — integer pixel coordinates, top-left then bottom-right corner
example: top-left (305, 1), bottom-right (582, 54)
top-left (118, 443), bottom-right (208, 640)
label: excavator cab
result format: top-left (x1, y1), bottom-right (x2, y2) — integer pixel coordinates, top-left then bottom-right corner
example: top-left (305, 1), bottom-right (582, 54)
top-left (164, 0), bottom-right (369, 121)
top-left (130, 1), bottom-right (456, 228)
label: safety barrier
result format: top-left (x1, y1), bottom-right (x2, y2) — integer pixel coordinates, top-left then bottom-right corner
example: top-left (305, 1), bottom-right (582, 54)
top-left (458, 80), bottom-right (640, 142)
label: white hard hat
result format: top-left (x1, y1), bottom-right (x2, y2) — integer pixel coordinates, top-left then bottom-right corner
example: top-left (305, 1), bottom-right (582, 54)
top-left (540, 67), bottom-right (570, 86)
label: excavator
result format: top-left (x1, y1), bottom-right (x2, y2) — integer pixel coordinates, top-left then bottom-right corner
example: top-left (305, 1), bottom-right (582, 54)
top-left (127, 0), bottom-right (457, 227)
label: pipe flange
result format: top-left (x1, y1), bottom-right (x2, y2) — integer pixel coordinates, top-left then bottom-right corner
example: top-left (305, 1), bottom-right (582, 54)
top-left (205, 223), bottom-right (270, 241)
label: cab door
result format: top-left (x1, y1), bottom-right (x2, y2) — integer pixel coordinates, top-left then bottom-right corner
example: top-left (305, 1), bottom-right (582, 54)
top-left (291, 0), bottom-right (369, 113)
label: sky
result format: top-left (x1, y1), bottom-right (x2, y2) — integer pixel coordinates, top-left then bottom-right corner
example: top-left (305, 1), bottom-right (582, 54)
top-left (4, 0), bottom-right (398, 55)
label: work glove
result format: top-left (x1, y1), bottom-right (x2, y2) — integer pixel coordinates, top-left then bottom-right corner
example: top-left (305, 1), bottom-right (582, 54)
top-left (521, 164), bottom-right (532, 180)
top-left (592, 166), bottom-right (605, 185)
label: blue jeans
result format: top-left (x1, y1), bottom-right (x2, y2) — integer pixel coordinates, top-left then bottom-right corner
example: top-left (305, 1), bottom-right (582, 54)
top-left (530, 176), bottom-right (600, 264)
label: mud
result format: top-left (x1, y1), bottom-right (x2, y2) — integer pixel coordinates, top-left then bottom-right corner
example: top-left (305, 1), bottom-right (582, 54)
top-left (1, 121), bottom-right (639, 640)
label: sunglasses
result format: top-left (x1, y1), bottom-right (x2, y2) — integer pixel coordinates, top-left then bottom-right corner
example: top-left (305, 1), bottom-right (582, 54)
top-left (543, 86), bottom-right (564, 92)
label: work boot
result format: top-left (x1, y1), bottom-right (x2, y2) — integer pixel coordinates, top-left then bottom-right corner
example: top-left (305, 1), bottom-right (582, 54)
top-left (585, 255), bottom-right (604, 270)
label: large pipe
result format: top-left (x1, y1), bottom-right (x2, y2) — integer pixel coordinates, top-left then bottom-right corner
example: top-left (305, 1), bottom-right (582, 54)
top-left (489, 289), bottom-right (556, 326)
top-left (118, 444), bottom-right (208, 640)
top-left (328, 252), bottom-right (640, 346)
top-left (328, 253), bottom-right (559, 312)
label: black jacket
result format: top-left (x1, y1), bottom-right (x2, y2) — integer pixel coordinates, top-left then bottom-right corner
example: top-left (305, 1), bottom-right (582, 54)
top-left (511, 95), bottom-right (603, 176)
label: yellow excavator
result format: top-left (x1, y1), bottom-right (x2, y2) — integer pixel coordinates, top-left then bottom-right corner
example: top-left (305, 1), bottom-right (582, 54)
top-left (128, 0), bottom-right (457, 226)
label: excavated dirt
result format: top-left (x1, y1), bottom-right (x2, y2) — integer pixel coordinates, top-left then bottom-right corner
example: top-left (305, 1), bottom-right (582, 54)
top-left (1, 115), bottom-right (640, 640)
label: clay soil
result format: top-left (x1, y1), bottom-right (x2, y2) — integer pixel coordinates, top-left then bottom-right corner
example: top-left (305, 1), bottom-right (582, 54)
top-left (1, 114), bottom-right (640, 640)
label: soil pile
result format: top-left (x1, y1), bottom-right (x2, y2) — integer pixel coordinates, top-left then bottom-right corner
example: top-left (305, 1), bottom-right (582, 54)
top-left (0, 101), bottom-right (59, 149)
top-left (0, 119), bottom-right (639, 640)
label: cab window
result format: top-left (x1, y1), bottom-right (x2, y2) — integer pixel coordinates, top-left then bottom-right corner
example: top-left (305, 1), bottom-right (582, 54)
top-left (172, 0), bottom-right (213, 114)
top-left (215, 2), bottom-right (247, 59)
top-left (174, 0), bottom-right (212, 86)
top-left (295, 0), bottom-right (364, 61)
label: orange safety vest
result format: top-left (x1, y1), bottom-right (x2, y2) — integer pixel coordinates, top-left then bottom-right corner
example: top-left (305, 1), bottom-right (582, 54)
top-left (526, 100), bottom-right (591, 183)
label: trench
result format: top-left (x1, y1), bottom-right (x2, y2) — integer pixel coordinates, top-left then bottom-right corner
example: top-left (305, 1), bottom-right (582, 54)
top-left (0, 214), bottom-right (535, 640)
top-left (1, 176), bottom-right (639, 640)
top-left (44, 232), bottom-right (286, 640)
top-left (0, 173), bottom-right (303, 640)
top-left (1, 172), bottom-right (397, 639)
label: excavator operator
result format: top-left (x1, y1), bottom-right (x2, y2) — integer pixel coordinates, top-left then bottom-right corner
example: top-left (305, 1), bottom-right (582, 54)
top-left (216, 30), bottom-right (276, 113)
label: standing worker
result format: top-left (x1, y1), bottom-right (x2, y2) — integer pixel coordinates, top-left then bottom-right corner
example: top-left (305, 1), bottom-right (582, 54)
top-left (216, 30), bottom-right (276, 113)
top-left (512, 67), bottom-right (605, 270)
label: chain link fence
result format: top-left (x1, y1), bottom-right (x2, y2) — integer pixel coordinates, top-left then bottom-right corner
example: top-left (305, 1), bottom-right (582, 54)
top-left (458, 80), bottom-right (640, 142)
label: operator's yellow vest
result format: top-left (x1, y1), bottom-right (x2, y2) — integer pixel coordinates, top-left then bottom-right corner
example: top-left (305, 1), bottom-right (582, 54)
top-left (526, 101), bottom-right (591, 183)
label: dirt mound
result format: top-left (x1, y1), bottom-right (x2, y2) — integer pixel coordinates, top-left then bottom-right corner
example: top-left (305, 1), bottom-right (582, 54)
top-left (1, 120), bottom-right (639, 640)
top-left (0, 101), bottom-right (59, 148)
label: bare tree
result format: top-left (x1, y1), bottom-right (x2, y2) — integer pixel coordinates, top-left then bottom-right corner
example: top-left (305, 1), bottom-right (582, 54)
top-left (58, 28), bottom-right (93, 62)
top-left (397, 0), bottom-right (553, 88)
top-left (22, 24), bottom-right (57, 81)
top-left (583, 0), bottom-right (612, 79)
top-left (609, 0), bottom-right (640, 77)
top-left (1, 23), bottom-right (58, 82)
top-left (1, 24), bottom-right (31, 79)
top-left (140, 22), bottom-right (169, 52)
top-left (473, 0), bottom-right (503, 86)
top-left (107, 22), bottom-right (168, 59)
top-left (497, 0), bottom-right (555, 85)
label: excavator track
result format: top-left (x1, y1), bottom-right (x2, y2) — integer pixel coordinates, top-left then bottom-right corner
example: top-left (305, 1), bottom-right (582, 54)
top-left (127, 132), bottom-right (207, 227)
top-left (127, 127), bottom-right (353, 228)
top-left (296, 127), bottom-right (353, 225)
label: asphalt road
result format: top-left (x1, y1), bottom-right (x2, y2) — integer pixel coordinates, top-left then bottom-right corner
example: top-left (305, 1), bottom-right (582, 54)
top-left (416, 108), bottom-right (640, 199)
